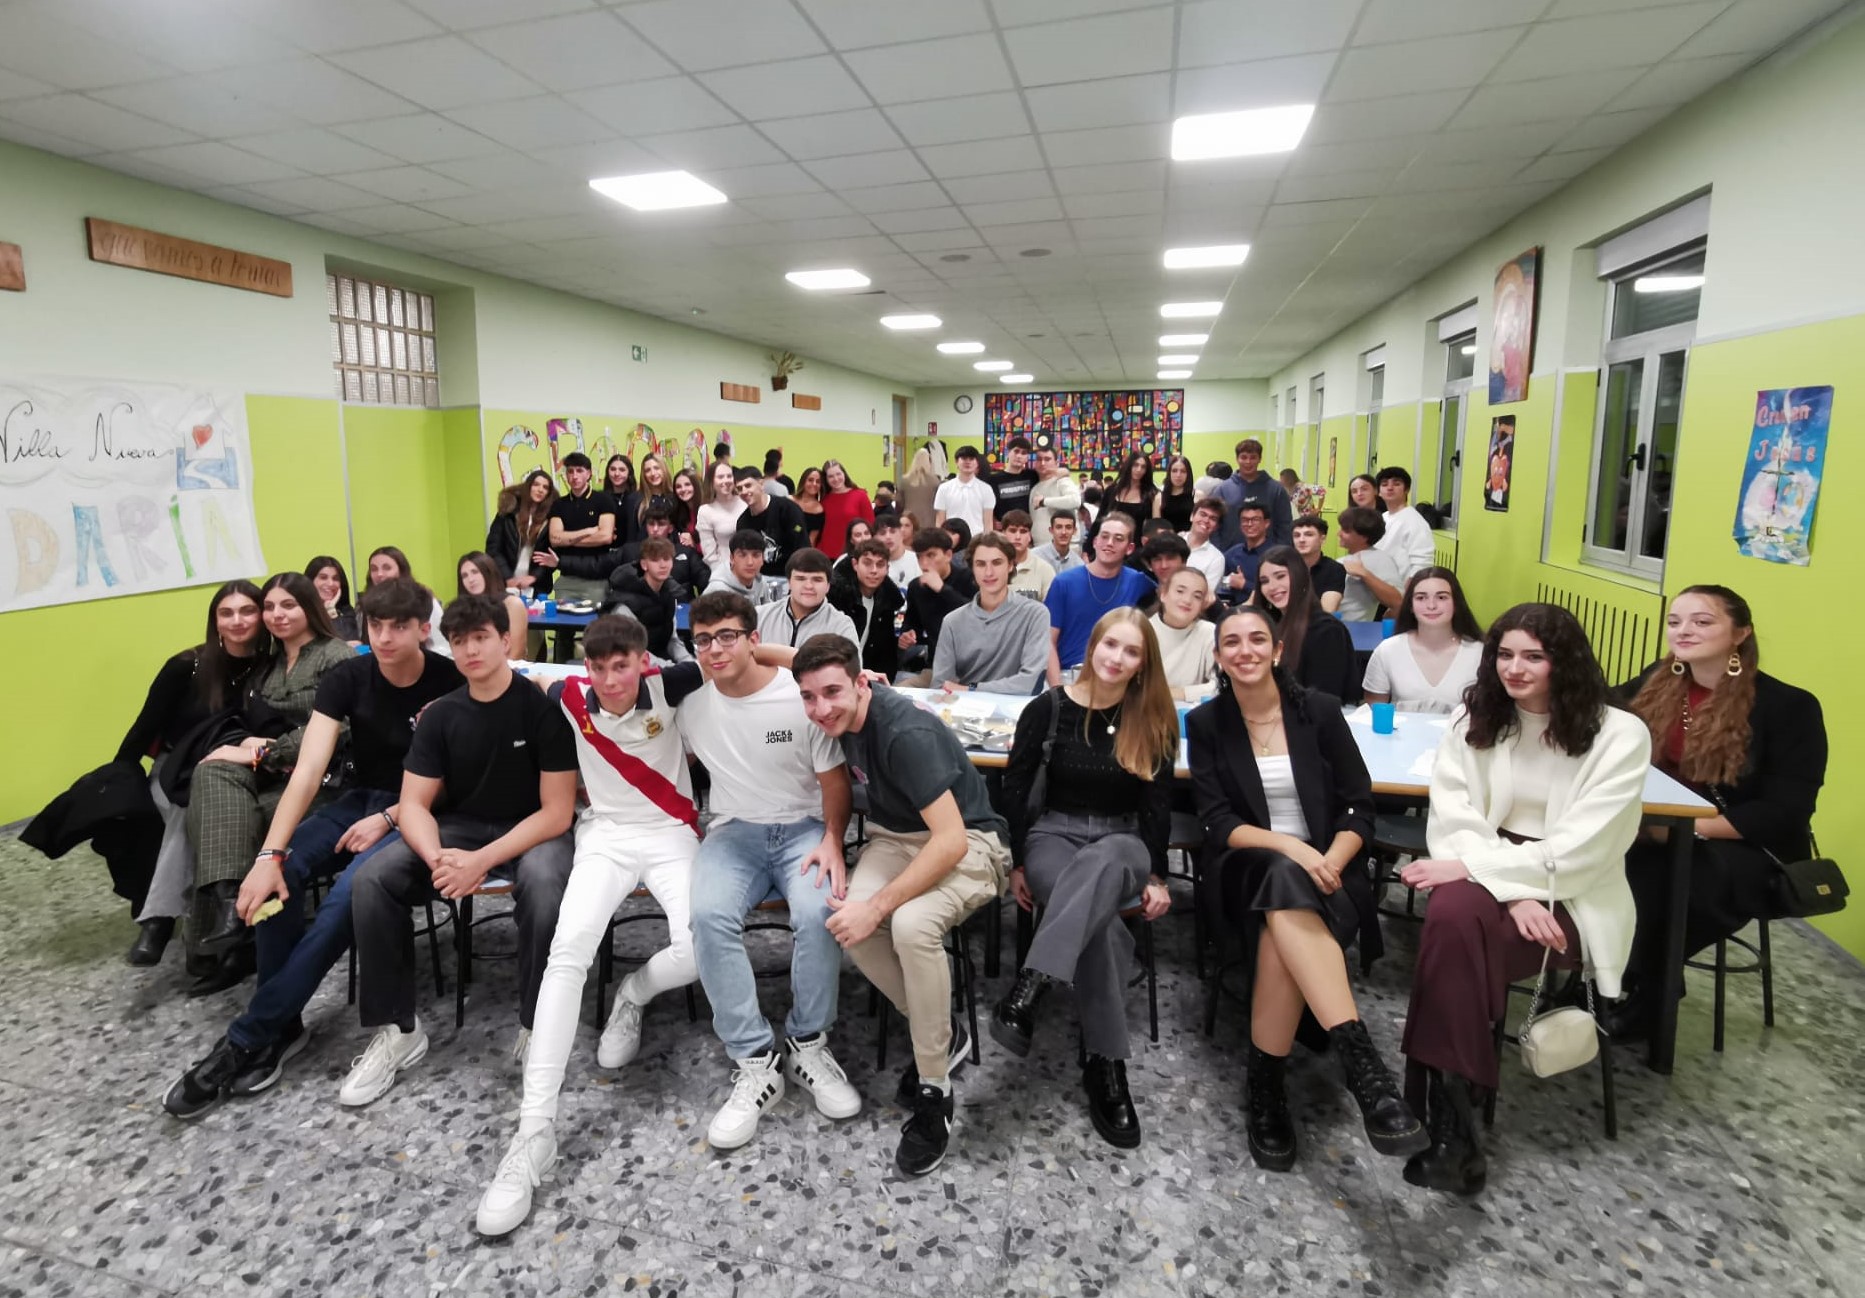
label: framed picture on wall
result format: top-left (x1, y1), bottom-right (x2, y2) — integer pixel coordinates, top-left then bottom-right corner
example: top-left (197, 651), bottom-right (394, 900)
top-left (1485, 415), bottom-right (1515, 512)
top-left (1489, 246), bottom-right (1539, 405)
top-left (1327, 437), bottom-right (1337, 487)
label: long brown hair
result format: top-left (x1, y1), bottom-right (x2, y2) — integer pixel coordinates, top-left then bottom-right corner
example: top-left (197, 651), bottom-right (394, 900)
top-left (197, 579), bottom-right (268, 711)
top-left (498, 469), bottom-right (557, 544)
top-left (1251, 545), bottom-right (1316, 670)
top-left (456, 550), bottom-right (506, 600)
top-left (260, 572), bottom-right (339, 646)
top-left (1626, 584), bottom-right (1757, 784)
top-left (1079, 607), bottom-right (1179, 780)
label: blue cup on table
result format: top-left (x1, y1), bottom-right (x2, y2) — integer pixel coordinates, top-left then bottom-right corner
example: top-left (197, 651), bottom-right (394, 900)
top-left (1177, 704), bottom-right (1191, 738)
top-left (543, 597), bottom-right (557, 617)
top-left (1370, 702), bottom-right (1396, 734)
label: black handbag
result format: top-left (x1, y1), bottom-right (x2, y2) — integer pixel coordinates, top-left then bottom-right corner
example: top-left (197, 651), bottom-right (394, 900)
top-left (1706, 788), bottom-right (1846, 918)
top-left (1024, 687), bottom-right (1065, 822)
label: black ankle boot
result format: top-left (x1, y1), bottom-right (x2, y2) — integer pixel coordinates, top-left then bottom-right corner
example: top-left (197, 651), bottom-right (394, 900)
top-left (1404, 1068), bottom-right (1487, 1195)
top-left (989, 968), bottom-right (1047, 1058)
top-left (1083, 1054), bottom-right (1140, 1148)
top-left (126, 917), bottom-right (175, 966)
top-left (1330, 1020), bottom-right (1428, 1158)
top-left (1245, 1045), bottom-right (1297, 1172)
top-left (196, 881), bottom-right (245, 954)
top-left (187, 943), bottom-right (255, 998)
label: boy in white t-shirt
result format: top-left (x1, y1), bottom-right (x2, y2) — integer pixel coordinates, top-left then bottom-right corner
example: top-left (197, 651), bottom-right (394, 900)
top-left (933, 445), bottom-right (996, 536)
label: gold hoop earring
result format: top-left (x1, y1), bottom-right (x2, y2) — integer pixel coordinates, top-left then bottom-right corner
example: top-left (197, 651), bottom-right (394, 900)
top-left (1726, 651), bottom-right (1743, 678)
top-left (1669, 658), bottom-right (1686, 676)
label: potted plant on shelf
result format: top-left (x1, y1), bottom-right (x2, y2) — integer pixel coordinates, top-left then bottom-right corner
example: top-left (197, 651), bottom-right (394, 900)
top-left (769, 351), bottom-right (803, 391)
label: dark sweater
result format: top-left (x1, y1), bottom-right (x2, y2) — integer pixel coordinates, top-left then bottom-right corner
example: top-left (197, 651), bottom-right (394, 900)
top-left (616, 539), bottom-right (709, 601)
top-left (829, 569), bottom-right (907, 679)
top-left (602, 565), bottom-right (678, 658)
top-left (1002, 688), bottom-right (1173, 873)
top-left (902, 566), bottom-right (976, 656)
top-left (115, 648), bottom-right (263, 765)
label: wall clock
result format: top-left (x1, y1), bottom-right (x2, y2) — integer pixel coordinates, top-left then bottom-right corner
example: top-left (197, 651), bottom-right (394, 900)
top-left (953, 394), bottom-right (974, 413)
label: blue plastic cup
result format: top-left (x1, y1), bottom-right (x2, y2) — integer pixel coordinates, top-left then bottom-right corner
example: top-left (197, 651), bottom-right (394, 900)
top-left (1370, 702), bottom-right (1396, 734)
top-left (543, 598), bottom-right (557, 617)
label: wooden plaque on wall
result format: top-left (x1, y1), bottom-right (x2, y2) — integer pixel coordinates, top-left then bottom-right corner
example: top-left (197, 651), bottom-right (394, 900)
top-left (721, 382), bottom-right (761, 404)
top-left (85, 217), bottom-right (293, 297)
top-left (0, 241), bottom-right (22, 292)
top-left (790, 393), bottom-right (822, 411)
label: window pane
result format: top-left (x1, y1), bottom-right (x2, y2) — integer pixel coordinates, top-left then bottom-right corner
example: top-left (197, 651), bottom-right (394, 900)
top-left (393, 374), bottom-right (410, 404)
top-left (334, 368), bottom-right (345, 399)
top-left (422, 336), bottom-right (436, 372)
top-left (325, 274), bottom-right (338, 314)
top-left (424, 377), bottom-right (440, 406)
top-left (338, 276), bottom-right (355, 317)
top-left (421, 295), bottom-right (435, 331)
top-left (1612, 249), bottom-right (1704, 338)
top-left (358, 281), bottom-right (374, 322)
top-left (1446, 333), bottom-right (1476, 382)
top-left (1638, 351), bottom-right (1686, 560)
top-left (359, 326), bottom-right (375, 366)
top-left (1366, 409), bottom-right (1380, 472)
top-left (341, 322), bottom-right (359, 364)
top-left (1591, 360), bottom-right (1643, 553)
top-left (390, 289), bottom-right (404, 328)
top-left (329, 320), bottom-right (341, 362)
top-left (1366, 369), bottom-right (1381, 406)
top-left (1436, 394), bottom-right (1461, 524)
top-left (391, 331), bottom-right (407, 371)
top-left (377, 328), bottom-right (391, 366)
top-left (373, 284), bottom-right (389, 322)
top-left (362, 371), bottom-right (378, 403)
top-left (344, 369), bottom-right (361, 402)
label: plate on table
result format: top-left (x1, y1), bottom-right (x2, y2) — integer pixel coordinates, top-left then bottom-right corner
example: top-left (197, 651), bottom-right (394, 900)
top-left (557, 600), bottom-right (598, 614)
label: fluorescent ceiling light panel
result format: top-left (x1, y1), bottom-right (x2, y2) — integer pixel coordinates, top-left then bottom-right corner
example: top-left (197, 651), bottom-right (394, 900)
top-left (1160, 301), bottom-right (1223, 318)
top-left (785, 268), bottom-right (870, 290)
top-left (937, 341), bottom-right (985, 354)
top-left (1000, 373), bottom-right (1033, 384)
top-left (1158, 369), bottom-right (1192, 380)
top-left (1633, 274), bottom-right (1705, 293)
top-left (1164, 244), bottom-right (1250, 269)
top-left (880, 314), bottom-right (941, 330)
top-left (974, 359), bottom-right (1014, 372)
top-left (1171, 104), bottom-right (1315, 161)
top-left (1159, 333), bottom-right (1209, 347)
top-left (588, 170), bottom-right (727, 212)
top-left (1158, 354), bottom-right (1200, 366)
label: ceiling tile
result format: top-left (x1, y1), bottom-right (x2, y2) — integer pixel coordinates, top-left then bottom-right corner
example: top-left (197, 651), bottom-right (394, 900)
top-left (1603, 54), bottom-right (1749, 111)
top-left (1494, 3), bottom-right (1722, 80)
top-left (1003, 10), bottom-right (1174, 87)
top-left (1061, 189), bottom-right (1164, 219)
top-left (992, 0), bottom-right (1166, 24)
top-left (528, 138), bottom-right (668, 179)
top-left (90, 78), bottom-right (300, 139)
top-left (403, 0), bottom-right (596, 29)
top-left (803, 149), bottom-right (931, 189)
top-left (1549, 105), bottom-right (1677, 152)
top-left (0, 69), bottom-right (55, 100)
top-left (50, 0), bottom-right (298, 72)
top-left (1051, 159), bottom-right (1169, 195)
top-left (0, 94), bottom-right (196, 151)
top-left (1041, 124), bottom-right (1164, 168)
top-left (1329, 28), bottom-right (1525, 101)
top-left (1172, 52), bottom-right (1337, 116)
top-left (244, 0), bottom-right (442, 53)
top-left (1452, 68), bottom-right (1642, 128)
top-left (845, 34), bottom-right (1017, 105)
top-left (1305, 90), bottom-right (1468, 142)
top-left (962, 196), bottom-right (1065, 226)
top-left (568, 77), bottom-right (740, 135)
top-left (943, 170), bottom-right (1055, 204)
top-left (618, 0), bottom-right (827, 72)
top-left (642, 123), bottom-right (785, 169)
top-left (206, 184), bottom-right (310, 217)
top-left (884, 93), bottom-right (1028, 146)
top-left (207, 59), bottom-right (417, 126)
top-left (132, 140), bottom-right (302, 185)
top-left (701, 161), bottom-right (824, 197)
top-left (232, 127), bottom-right (402, 174)
top-left (699, 56), bottom-right (872, 120)
top-left (332, 113), bottom-right (503, 163)
top-left (465, 11), bottom-right (676, 89)
top-left (0, 8), bottom-right (178, 89)
top-left (428, 149), bottom-right (571, 189)
top-left (917, 135), bottom-right (1047, 180)
top-left (738, 192), bottom-right (855, 220)
top-left (330, 36), bottom-right (541, 112)
top-left (871, 206), bottom-right (972, 233)
top-left (1274, 167), bottom-right (1400, 204)
top-left (1513, 146), bottom-right (1613, 184)
top-left (796, 0), bottom-right (993, 50)
top-left (1284, 134), bottom-right (1431, 176)
top-left (330, 164), bottom-right (474, 202)
top-left (316, 202), bottom-right (460, 234)
top-left (413, 186), bottom-right (593, 223)
top-left (446, 96), bottom-right (612, 150)
top-left (758, 108), bottom-right (904, 160)
top-left (240, 175), bottom-right (387, 212)
top-left (1025, 73), bottom-right (1171, 133)
top-left (1674, 0), bottom-right (1849, 59)
top-left (1177, 0), bottom-right (1360, 67)
top-left (842, 180), bottom-right (955, 212)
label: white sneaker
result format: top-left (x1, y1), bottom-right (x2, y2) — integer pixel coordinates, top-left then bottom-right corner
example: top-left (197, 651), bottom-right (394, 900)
top-left (785, 1035), bottom-right (862, 1120)
top-left (475, 1122), bottom-right (557, 1237)
top-left (339, 1020), bottom-right (428, 1107)
top-left (598, 994), bottom-right (644, 1069)
top-left (706, 1052), bottom-right (784, 1150)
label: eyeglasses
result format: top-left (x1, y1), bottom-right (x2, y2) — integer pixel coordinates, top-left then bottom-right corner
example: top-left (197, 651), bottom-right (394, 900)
top-left (692, 629), bottom-right (747, 651)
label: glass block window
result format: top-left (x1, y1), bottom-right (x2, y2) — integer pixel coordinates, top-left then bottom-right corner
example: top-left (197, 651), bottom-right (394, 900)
top-left (328, 273), bottom-right (439, 407)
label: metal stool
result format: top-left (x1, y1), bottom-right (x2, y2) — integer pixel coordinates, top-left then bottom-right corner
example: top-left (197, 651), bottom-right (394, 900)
top-left (1686, 919), bottom-right (1773, 1053)
top-left (1371, 811), bottom-right (1428, 922)
top-left (1484, 975), bottom-right (1618, 1140)
top-left (591, 883), bottom-right (701, 1030)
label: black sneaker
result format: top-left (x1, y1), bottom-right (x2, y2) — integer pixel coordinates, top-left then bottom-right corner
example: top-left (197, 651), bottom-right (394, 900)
top-left (162, 1036), bottom-right (258, 1120)
top-left (895, 1084), bottom-right (954, 1178)
top-left (227, 1020), bottom-right (310, 1097)
top-left (894, 1015), bottom-right (972, 1108)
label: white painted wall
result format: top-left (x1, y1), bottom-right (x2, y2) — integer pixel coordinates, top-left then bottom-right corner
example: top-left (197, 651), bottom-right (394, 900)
top-left (912, 379), bottom-right (1269, 444)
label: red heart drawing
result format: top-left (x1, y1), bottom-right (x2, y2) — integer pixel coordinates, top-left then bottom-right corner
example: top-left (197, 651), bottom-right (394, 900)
top-left (192, 424), bottom-right (213, 447)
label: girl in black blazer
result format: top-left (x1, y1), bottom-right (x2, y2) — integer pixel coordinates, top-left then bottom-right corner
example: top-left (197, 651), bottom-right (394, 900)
top-left (1187, 605), bottom-right (1421, 1173)
top-left (1609, 584), bottom-right (1828, 1035)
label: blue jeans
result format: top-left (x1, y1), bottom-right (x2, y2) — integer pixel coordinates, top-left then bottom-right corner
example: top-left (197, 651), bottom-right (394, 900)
top-left (689, 817), bottom-right (840, 1059)
top-left (227, 789), bottom-right (398, 1052)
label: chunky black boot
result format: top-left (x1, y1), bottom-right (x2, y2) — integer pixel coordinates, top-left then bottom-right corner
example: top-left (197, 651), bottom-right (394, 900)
top-left (126, 917), bottom-right (175, 966)
top-left (1245, 1045), bottom-right (1297, 1172)
top-left (1404, 1068), bottom-right (1487, 1195)
top-left (989, 968), bottom-right (1047, 1058)
top-left (1083, 1055), bottom-right (1140, 1148)
top-left (195, 881), bottom-right (246, 954)
top-left (1330, 1020), bottom-right (1428, 1158)
top-left (187, 943), bottom-right (255, 998)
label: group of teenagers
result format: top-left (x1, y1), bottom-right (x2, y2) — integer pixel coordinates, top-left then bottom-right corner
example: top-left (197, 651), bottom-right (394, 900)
top-left (56, 432), bottom-right (1826, 1239)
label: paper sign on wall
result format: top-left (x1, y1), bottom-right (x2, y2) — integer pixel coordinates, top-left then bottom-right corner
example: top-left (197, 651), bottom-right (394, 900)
top-left (1733, 385), bottom-right (1830, 566)
top-left (0, 376), bottom-right (266, 613)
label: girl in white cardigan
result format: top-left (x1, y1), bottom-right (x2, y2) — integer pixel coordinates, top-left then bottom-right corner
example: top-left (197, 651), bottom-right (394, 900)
top-left (1396, 603), bottom-right (1650, 1195)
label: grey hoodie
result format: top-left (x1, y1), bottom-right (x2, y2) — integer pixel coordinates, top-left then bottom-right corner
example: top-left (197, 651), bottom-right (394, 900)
top-left (931, 594), bottom-right (1051, 695)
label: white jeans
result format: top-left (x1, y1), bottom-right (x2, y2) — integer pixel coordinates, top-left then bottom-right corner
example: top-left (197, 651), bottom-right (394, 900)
top-left (520, 818), bottom-right (699, 1123)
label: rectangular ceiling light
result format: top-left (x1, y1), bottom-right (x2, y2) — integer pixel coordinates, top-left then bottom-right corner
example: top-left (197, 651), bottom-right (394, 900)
top-left (1171, 105), bottom-right (1315, 161)
top-left (880, 313), bottom-right (941, 330)
top-left (1158, 353), bottom-right (1199, 365)
top-left (1633, 274), bottom-right (1705, 293)
top-left (589, 170), bottom-right (727, 211)
top-left (785, 268), bottom-right (870, 290)
top-left (1000, 373), bottom-right (1033, 383)
top-left (937, 341), bottom-right (985, 354)
top-left (974, 359), bottom-right (1014, 371)
top-left (1160, 301), bottom-right (1223, 318)
top-left (1160, 333), bottom-right (1209, 347)
top-left (1158, 369), bottom-right (1192, 380)
top-left (1164, 244), bottom-right (1250, 269)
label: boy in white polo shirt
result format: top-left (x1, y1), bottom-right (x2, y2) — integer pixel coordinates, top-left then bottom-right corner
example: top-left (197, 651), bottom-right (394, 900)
top-left (934, 445), bottom-right (996, 536)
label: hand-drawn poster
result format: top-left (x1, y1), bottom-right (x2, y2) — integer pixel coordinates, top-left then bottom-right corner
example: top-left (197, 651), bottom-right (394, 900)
top-left (1734, 386), bottom-right (1830, 566)
top-left (1489, 247), bottom-right (1539, 405)
top-left (0, 377), bottom-right (266, 613)
top-left (983, 390), bottom-right (1183, 472)
top-left (1484, 415), bottom-right (1515, 513)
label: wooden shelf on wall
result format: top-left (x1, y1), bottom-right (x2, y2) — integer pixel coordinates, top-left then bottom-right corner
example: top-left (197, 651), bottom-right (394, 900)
top-left (790, 393), bottom-right (821, 411)
top-left (721, 382), bottom-right (761, 404)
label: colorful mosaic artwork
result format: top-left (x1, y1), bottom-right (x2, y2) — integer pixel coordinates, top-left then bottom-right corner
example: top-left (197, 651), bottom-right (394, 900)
top-left (983, 389), bottom-right (1185, 471)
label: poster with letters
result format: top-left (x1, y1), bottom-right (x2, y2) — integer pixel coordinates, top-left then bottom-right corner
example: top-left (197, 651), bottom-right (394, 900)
top-left (1733, 385), bottom-right (1830, 566)
top-left (0, 376), bottom-right (266, 613)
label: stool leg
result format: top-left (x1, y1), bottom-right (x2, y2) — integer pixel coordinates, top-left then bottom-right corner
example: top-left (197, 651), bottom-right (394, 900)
top-left (1759, 919), bottom-right (1775, 1028)
top-left (347, 947), bottom-right (357, 1006)
top-left (423, 900), bottom-right (445, 997)
top-left (1484, 1017), bottom-right (1503, 1127)
top-left (984, 895), bottom-right (1002, 978)
top-left (1597, 1019), bottom-right (1618, 1141)
top-left (1712, 937), bottom-right (1727, 1054)
top-left (875, 1000), bottom-right (889, 1072)
top-left (1143, 919), bottom-right (1158, 1045)
top-left (685, 983), bottom-right (699, 1023)
top-left (456, 898), bottom-right (471, 1030)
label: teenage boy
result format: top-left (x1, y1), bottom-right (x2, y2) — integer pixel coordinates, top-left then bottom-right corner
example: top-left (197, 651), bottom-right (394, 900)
top-left (1374, 466), bottom-right (1435, 582)
top-left (705, 527), bottom-right (784, 604)
top-left (762, 448), bottom-right (793, 497)
top-left (1181, 498), bottom-right (1227, 594)
top-left (1028, 445), bottom-right (1082, 536)
top-left (1291, 514), bottom-right (1346, 614)
top-left (342, 595), bottom-right (578, 1107)
top-left (1336, 507), bottom-right (1405, 621)
top-left (1044, 512), bottom-right (1152, 675)
top-left (1033, 510), bottom-right (1084, 575)
top-left (1220, 502), bottom-right (1274, 603)
top-left (681, 592), bottom-right (860, 1149)
top-left (1213, 438), bottom-right (1292, 549)
top-left (902, 527), bottom-right (977, 668)
top-left (474, 615), bottom-right (706, 1237)
top-left (997, 510), bottom-right (1054, 601)
top-left (757, 548), bottom-right (858, 649)
top-left (874, 512), bottom-right (919, 588)
top-left (933, 445), bottom-right (995, 536)
top-left (794, 638), bottom-right (1011, 1177)
top-left (162, 580), bottom-right (463, 1118)
top-left (604, 537), bottom-right (687, 662)
top-left (830, 538), bottom-right (908, 679)
top-left (618, 503), bottom-right (708, 598)
top-left (736, 466), bottom-right (809, 575)
top-left (548, 452), bottom-right (618, 605)
top-left (986, 438), bottom-right (1039, 519)
top-left (1140, 533), bottom-right (1189, 591)
top-left (932, 534), bottom-right (1051, 695)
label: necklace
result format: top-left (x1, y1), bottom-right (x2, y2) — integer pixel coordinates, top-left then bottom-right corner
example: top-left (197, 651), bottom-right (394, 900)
top-left (1242, 707), bottom-right (1282, 755)
top-left (1084, 568), bottom-right (1125, 607)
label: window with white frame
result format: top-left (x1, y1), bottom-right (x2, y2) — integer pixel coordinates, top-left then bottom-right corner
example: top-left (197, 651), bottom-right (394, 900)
top-left (1306, 377), bottom-right (1324, 482)
top-left (1435, 329), bottom-right (1476, 528)
top-left (1360, 366), bottom-right (1382, 473)
top-left (328, 273), bottom-right (439, 407)
top-left (1584, 203), bottom-right (1706, 576)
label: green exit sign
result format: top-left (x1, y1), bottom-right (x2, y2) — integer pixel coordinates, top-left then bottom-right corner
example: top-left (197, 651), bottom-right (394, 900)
top-left (630, 345), bottom-right (646, 362)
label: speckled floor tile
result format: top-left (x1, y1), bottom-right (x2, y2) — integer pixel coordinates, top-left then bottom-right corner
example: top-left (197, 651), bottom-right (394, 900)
top-left (0, 1243), bottom-right (172, 1297)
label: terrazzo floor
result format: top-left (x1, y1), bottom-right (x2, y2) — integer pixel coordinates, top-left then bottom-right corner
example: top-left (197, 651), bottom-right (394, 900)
top-left (2, 829), bottom-right (1862, 1298)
